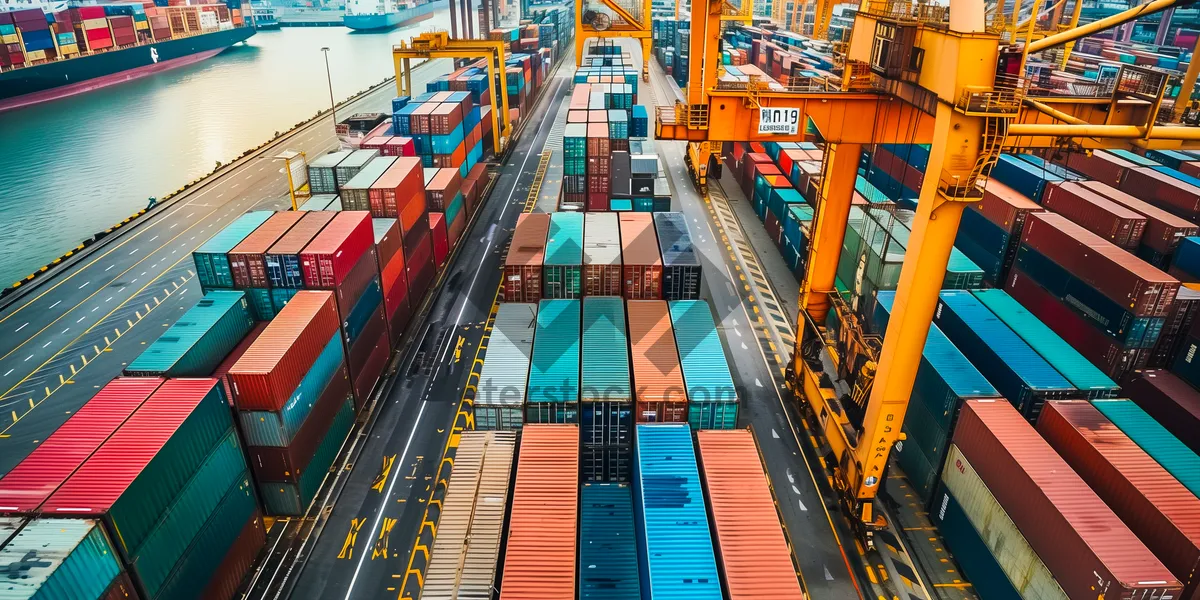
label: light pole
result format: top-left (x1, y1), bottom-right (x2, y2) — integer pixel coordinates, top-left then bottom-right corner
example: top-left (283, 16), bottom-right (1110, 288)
top-left (321, 47), bottom-right (337, 129)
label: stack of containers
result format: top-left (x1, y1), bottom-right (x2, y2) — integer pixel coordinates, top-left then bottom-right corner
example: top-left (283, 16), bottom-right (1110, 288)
top-left (475, 303), bottom-right (537, 430)
top-left (525, 299), bottom-right (581, 424)
top-left (229, 211), bottom-right (304, 320)
top-left (0, 517), bottom-right (137, 600)
top-left (628, 301), bottom-right (687, 423)
top-left (124, 291), bottom-right (254, 378)
top-left (579, 482), bottom-right (641, 599)
top-left (41, 378), bottom-right (264, 600)
top-left (334, 149), bottom-right (380, 190)
top-left (374, 218), bottom-right (411, 345)
top-left (1122, 369), bottom-right (1200, 455)
top-left (619, 213), bottom-right (661, 300)
top-left (424, 166), bottom-right (467, 251)
top-left (954, 181), bottom-right (1044, 285)
top-left (499, 424), bottom-right (579, 599)
top-left (339, 156), bottom-right (398, 211)
top-left (669, 301), bottom-right (737, 429)
top-left (1077, 180), bottom-right (1199, 269)
top-left (15, 8), bottom-right (52, 61)
top-left (581, 297), bottom-right (632, 482)
top-left (0, 13), bottom-right (19, 67)
top-left (988, 153), bottom-right (1066, 203)
top-left (588, 119), bottom-right (612, 211)
top-left (564, 121), bottom-right (588, 207)
top-left (429, 212), bottom-right (448, 267)
top-left (1041, 181), bottom-right (1147, 249)
top-left (262, 210), bottom-right (337, 311)
top-left (584, 213), bottom-right (623, 296)
top-left (301, 211), bottom-right (390, 403)
top-left (307, 151), bottom-right (352, 195)
top-left (543, 212), bottom-right (584, 299)
top-left (503, 213), bottom-right (550, 303)
top-left (1090, 399), bottom-right (1200, 499)
top-left (228, 291), bottom-right (356, 516)
top-left (194, 211), bottom-right (272, 293)
top-left (633, 424), bottom-right (722, 600)
top-left (654, 212), bottom-right (701, 301)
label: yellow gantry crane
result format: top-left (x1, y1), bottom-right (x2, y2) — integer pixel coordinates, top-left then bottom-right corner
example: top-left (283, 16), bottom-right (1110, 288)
top-left (393, 32), bottom-right (513, 156)
top-left (574, 0), bottom-right (654, 81)
top-left (657, 0), bottom-right (1200, 545)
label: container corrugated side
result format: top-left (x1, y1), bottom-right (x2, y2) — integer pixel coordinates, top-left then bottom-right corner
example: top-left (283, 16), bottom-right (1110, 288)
top-left (0, 377), bottom-right (163, 514)
top-left (526, 299), bottom-right (581, 423)
top-left (423, 431), bottom-right (516, 600)
top-left (669, 301), bottom-right (737, 429)
top-left (259, 396), bottom-right (355, 516)
top-left (654, 212), bottom-right (701, 301)
top-left (1123, 369), bottom-right (1200, 455)
top-left (229, 211), bottom-right (304, 289)
top-left (633, 424), bottom-right (721, 600)
top-left (544, 212), bottom-right (584, 300)
top-left (0, 519), bottom-right (123, 600)
top-left (1091, 399), bottom-right (1200, 499)
top-left (1037, 400), bottom-right (1200, 599)
top-left (265, 211), bottom-right (336, 289)
top-left (124, 291), bottom-right (253, 377)
top-left (971, 289), bottom-right (1118, 397)
top-left (504, 213), bottom-right (550, 303)
top-left (307, 150), bottom-right (352, 194)
top-left (936, 445), bottom-right (1068, 600)
top-left (579, 483), bottom-right (641, 600)
top-left (953, 399), bottom-right (1181, 599)
top-left (584, 213), bottom-right (622, 297)
top-left (499, 424), bottom-right (578, 600)
top-left (193, 211), bottom-right (273, 290)
top-left (627, 301), bottom-right (687, 423)
top-left (476, 303), bottom-right (537, 430)
top-left (200, 511), bottom-right (266, 600)
top-left (582, 297), bottom-right (630, 403)
top-left (619, 213), bottom-right (662, 300)
top-left (237, 332), bottom-right (344, 447)
top-left (340, 156), bottom-right (398, 211)
top-left (696, 430), bottom-right (804, 599)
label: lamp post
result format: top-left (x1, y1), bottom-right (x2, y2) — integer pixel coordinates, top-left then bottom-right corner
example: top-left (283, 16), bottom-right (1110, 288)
top-left (321, 47), bottom-right (337, 129)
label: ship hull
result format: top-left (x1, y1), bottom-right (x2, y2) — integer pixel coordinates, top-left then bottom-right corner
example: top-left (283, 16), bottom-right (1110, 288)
top-left (0, 26), bottom-right (255, 112)
top-left (343, 2), bottom-right (436, 31)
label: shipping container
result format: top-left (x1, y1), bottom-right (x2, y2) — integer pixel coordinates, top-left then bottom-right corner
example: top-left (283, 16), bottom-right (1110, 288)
top-left (581, 297), bottom-right (632, 447)
top-left (200, 511), bottom-right (266, 600)
top-left (1091, 399), bottom-right (1200, 500)
top-left (654, 212), bottom-right (701, 301)
top-left (619, 213), bottom-right (661, 300)
top-left (633, 424), bottom-right (721, 600)
top-left (125, 291), bottom-right (253, 378)
top-left (526, 299), bottom-right (581, 424)
top-left (476, 303), bottom-right (537, 430)
top-left (368, 157), bottom-right (424, 220)
top-left (0, 377), bottom-right (163, 514)
top-left (1120, 166), bottom-right (1200, 220)
top-left (423, 431), bottom-right (516, 600)
top-left (1079, 180), bottom-right (1198, 257)
top-left (933, 290), bottom-right (1075, 421)
top-left (245, 363), bottom-right (350, 482)
top-left (237, 333), bottom-right (343, 447)
top-left (334, 149), bottom-right (380, 189)
top-left (669, 301), bottom-right (737, 429)
top-left (504, 213), bottom-right (550, 303)
top-left (499, 424), bottom-right (579, 600)
top-left (265, 211), bottom-right (336, 289)
top-left (584, 213), bottom-right (622, 297)
top-left (953, 399), bottom-right (1181, 600)
top-left (1059, 149), bottom-right (1139, 187)
top-left (259, 396), bottom-right (354, 516)
top-left (1037, 400), bottom-right (1200, 599)
top-left (297, 194), bottom-right (339, 212)
top-left (229, 211), bottom-right (303, 289)
top-left (696, 430), bottom-right (804, 599)
top-left (306, 150), bottom-right (351, 194)
top-left (0, 518), bottom-right (125, 600)
top-left (1042, 182), bottom-right (1146, 249)
top-left (1123, 370), bottom-right (1200, 455)
top-left (301, 211), bottom-right (374, 290)
top-left (544, 212), bottom-right (584, 299)
top-left (579, 483), bottom-right (641, 600)
top-left (627, 301), bottom-right (687, 423)
top-left (991, 154), bottom-right (1062, 202)
top-left (194, 211), bottom-right (272, 290)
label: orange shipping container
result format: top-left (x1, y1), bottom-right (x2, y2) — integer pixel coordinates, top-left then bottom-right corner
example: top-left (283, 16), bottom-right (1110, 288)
top-left (504, 213), bottom-right (549, 303)
top-left (619, 213), bottom-right (661, 300)
top-left (499, 424), bottom-right (579, 600)
top-left (697, 430), bottom-right (806, 600)
top-left (627, 300), bottom-right (687, 423)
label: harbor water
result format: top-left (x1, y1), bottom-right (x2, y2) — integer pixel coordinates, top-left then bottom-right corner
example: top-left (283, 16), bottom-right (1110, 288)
top-left (0, 12), bottom-right (451, 287)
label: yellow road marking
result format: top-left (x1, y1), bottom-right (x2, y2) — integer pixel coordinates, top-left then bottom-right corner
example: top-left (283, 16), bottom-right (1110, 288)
top-left (338, 518), bottom-right (365, 560)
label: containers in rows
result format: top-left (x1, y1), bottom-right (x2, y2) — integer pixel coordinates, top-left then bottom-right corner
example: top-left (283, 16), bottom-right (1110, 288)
top-left (526, 299), bottom-right (581, 424)
top-left (333, 149), bottom-right (380, 190)
top-left (1120, 166), bottom-right (1200, 222)
top-left (989, 153), bottom-right (1063, 203)
top-left (229, 211), bottom-right (304, 296)
top-left (374, 217), bottom-right (411, 345)
top-left (669, 300), bottom-right (737, 429)
top-left (579, 482), bottom-right (641, 599)
top-left (265, 211), bottom-right (336, 289)
top-left (582, 297), bottom-right (632, 482)
top-left (504, 213), bottom-right (550, 303)
top-left (124, 291), bottom-right (253, 378)
top-left (1041, 182), bottom-right (1146, 249)
top-left (340, 156), bottom-right (398, 212)
top-left (627, 300), bottom-right (686, 423)
top-left (584, 213), bottom-right (622, 296)
top-left (476, 303), bottom-right (537, 430)
top-left (654, 212), bottom-right (701, 301)
top-left (194, 211), bottom-right (272, 291)
top-left (1091, 399), bottom-right (1200, 499)
top-left (954, 181), bottom-right (1041, 285)
top-left (1122, 369), bottom-right (1200, 455)
top-left (544, 212), bottom-right (584, 299)
top-left (1078, 180), bottom-right (1198, 262)
top-left (619, 213), bottom-right (661, 300)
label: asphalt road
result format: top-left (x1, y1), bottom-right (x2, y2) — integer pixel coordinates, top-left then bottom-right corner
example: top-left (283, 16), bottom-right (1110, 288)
top-left (0, 58), bottom-right (450, 476)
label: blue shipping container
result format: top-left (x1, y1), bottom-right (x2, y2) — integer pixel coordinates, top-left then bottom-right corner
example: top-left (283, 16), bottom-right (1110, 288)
top-left (579, 483), bottom-right (642, 599)
top-left (990, 154), bottom-right (1063, 202)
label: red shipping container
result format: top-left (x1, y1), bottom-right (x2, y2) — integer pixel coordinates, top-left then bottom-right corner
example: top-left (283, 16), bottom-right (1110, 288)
top-left (228, 291), bottom-right (339, 411)
top-left (1056, 150), bottom-right (1137, 188)
top-left (425, 168), bottom-right (463, 212)
top-left (410, 103), bottom-right (435, 134)
top-left (405, 230), bottom-right (435, 302)
top-left (1042, 182), bottom-right (1147, 249)
top-left (369, 157), bottom-right (423, 219)
top-left (953, 399), bottom-right (1182, 600)
top-left (588, 155), bottom-right (611, 176)
top-left (382, 136), bottom-right (415, 157)
top-left (429, 212), bottom-right (449, 267)
top-left (1182, 161), bottom-right (1200, 179)
top-left (586, 124), bottom-right (610, 156)
top-left (1038, 400), bottom-right (1200, 600)
top-left (777, 149), bottom-right (806, 180)
top-left (266, 211), bottom-right (335, 285)
top-left (976, 179), bottom-right (1042, 233)
top-left (301, 211), bottom-right (373, 289)
top-left (461, 178), bottom-right (479, 216)
top-left (587, 175), bottom-right (610, 194)
top-left (504, 213), bottom-right (549, 302)
top-left (620, 213), bottom-right (662, 300)
top-left (1080, 180), bottom-right (1198, 255)
top-left (211, 323), bottom-right (267, 405)
top-left (1121, 166), bottom-right (1200, 221)
top-left (229, 211), bottom-right (302, 288)
top-left (200, 512), bottom-right (266, 600)
top-left (429, 102), bottom-right (464, 135)
top-left (447, 210), bottom-right (466, 247)
top-left (361, 136), bottom-right (391, 151)
top-left (333, 248), bottom-right (381, 321)
top-left (374, 217), bottom-right (403, 284)
top-left (0, 377), bottom-right (163, 514)
top-left (383, 273), bottom-right (411, 344)
top-left (1123, 369), bottom-right (1200, 455)
top-left (587, 193), bottom-right (608, 212)
top-left (247, 364), bottom-right (351, 482)
top-left (1021, 212), bottom-right (1179, 317)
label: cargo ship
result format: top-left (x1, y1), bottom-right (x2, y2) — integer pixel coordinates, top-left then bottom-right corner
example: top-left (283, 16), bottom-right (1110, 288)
top-left (0, 2), bottom-right (255, 112)
top-left (342, 0), bottom-right (436, 31)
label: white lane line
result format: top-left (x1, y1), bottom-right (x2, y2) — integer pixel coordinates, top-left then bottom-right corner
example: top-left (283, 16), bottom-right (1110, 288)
top-left (771, 426), bottom-right (778, 436)
top-left (105, 264), bottom-right (115, 272)
top-left (14, 323), bottom-right (27, 333)
top-left (23, 356), bottom-right (32, 362)
top-left (42, 341), bottom-right (52, 348)
top-left (740, 342), bottom-right (748, 350)
top-left (733, 328), bottom-right (742, 337)
top-left (61, 328), bottom-right (69, 335)
top-left (186, 213), bottom-right (194, 219)
top-left (77, 316), bottom-right (86, 323)
top-left (2, 369), bottom-right (11, 377)
top-left (129, 248), bottom-right (139, 255)
top-left (149, 235), bottom-right (158, 242)
top-left (48, 301), bottom-right (60, 309)
top-left (170, 223), bottom-right (179, 229)
top-left (105, 297), bottom-right (113, 302)
top-left (131, 279), bottom-right (138, 284)
top-left (78, 282), bottom-right (89, 289)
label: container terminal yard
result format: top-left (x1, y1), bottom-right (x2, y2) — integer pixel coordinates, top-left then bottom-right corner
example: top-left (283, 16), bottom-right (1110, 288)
top-left (3, 0), bottom-right (1200, 598)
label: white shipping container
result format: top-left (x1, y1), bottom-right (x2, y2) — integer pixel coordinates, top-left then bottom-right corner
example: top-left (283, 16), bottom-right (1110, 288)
top-left (584, 213), bottom-right (620, 266)
top-left (199, 11), bottom-right (219, 30)
top-left (476, 303), bottom-right (537, 430)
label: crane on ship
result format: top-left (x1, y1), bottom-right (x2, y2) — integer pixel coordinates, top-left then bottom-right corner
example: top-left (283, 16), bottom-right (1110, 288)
top-left (656, 0), bottom-right (1200, 547)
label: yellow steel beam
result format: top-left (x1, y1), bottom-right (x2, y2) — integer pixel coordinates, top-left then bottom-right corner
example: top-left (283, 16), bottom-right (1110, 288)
top-left (1059, 0), bottom-right (1084, 68)
top-left (1176, 36), bottom-right (1200, 123)
top-left (598, 0), bottom-right (647, 30)
top-left (800, 142), bottom-right (861, 323)
top-left (1007, 122), bottom-right (1200, 140)
top-left (1027, 0), bottom-right (1184, 52)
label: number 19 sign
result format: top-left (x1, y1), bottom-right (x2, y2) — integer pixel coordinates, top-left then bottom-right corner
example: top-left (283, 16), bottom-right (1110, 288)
top-left (758, 107), bottom-right (801, 135)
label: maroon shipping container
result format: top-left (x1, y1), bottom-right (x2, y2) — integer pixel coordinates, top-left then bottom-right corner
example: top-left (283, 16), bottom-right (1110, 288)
top-left (429, 103), bottom-right (464, 135)
top-left (429, 212), bottom-right (449, 267)
top-left (1080, 180), bottom-right (1199, 255)
top-left (619, 213), bottom-right (662, 300)
top-left (247, 365), bottom-right (351, 482)
top-left (743, 155), bottom-right (776, 197)
top-left (425, 168), bottom-right (463, 212)
top-left (1121, 167), bottom-right (1200, 222)
top-left (228, 291), bottom-right (340, 411)
top-left (382, 136), bottom-right (415, 157)
top-left (368, 157), bottom-right (423, 219)
top-left (1042, 182), bottom-right (1147, 249)
top-left (976, 180), bottom-right (1042, 233)
top-left (953, 399), bottom-right (1182, 600)
top-left (374, 218), bottom-right (403, 281)
top-left (1149, 286), bottom-right (1200, 368)
top-left (266, 211), bottom-right (336, 286)
top-left (587, 174), bottom-right (610, 194)
top-left (229, 211), bottom-right (303, 288)
top-left (410, 103), bottom-right (435, 134)
top-left (200, 512), bottom-right (266, 600)
top-left (586, 124), bottom-right (610, 156)
top-left (1037, 400), bottom-right (1200, 600)
top-left (1182, 162), bottom-right (1200, 179)
top-left (1058, 149), bottom-right (1138, 187)
top-left (301, 211), bottom-right (373, 289)
top-left (1123, 369), bottom-right (1200, 455)
top-left (404, 230), bottom-right (435, 303)
top-left (333, 247), bottom-right (381, 322)
top-left (504, 213), bottom-right (550, 303)
top-left (1022, 212), bottom-right (1180, 317)
top-left (350, 323), bottom-right (390, 404)
top-left (461, 178), bottom-right (479, 216)
top-left (383, 274), bottom-right (412, 346)
top-left (588, 155), bottom-right (611, 176)
top-left (0, 377), bottom-right (163, 514)
top-left (211, 323), bottom-right (267, 405)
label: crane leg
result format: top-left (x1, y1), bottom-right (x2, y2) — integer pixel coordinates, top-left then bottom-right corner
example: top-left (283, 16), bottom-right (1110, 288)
top-left (798, 142), bottom-right (862, 326)
top-left (641, 37), bottom-right (652, 82)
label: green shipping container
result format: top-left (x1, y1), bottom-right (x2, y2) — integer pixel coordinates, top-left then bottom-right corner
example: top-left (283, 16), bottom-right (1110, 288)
top-left (526, 299), bottom-right (581, 424)
top-left (544, 213), bottom-right (584, 299)
top-left (669, 300), bottom-right (738, 429)
top-left (1092, 399), bottom-right (1200, 498)
top-left (193, 211), bottom-right (273, 290)
top-left (259, 397), bottom-right (355, 516)
top-left (125, 291), bottom-right (254, 377)
top-left (582, 297), bottom-right (631, 402)
top-left (0, 519), bottom-right (123, 600)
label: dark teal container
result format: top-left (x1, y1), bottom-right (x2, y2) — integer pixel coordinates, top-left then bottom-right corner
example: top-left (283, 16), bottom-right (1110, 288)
top-left (260, 396), bottom-right (355, 516)
top-left (125, 291), bottom-right (253, 377)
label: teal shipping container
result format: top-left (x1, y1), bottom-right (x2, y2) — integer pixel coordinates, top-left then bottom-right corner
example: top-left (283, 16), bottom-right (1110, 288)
top-left (0, 518), bottom-right (123, 600)
top-left (194, 211), bottom-right (273, 290)
top-left (581, 297), bottom-right (632, 447)
top-left (544, 212), bottom-right (584, 299)
top-left (929, 485), bottom-right (1025, 600)
top-left (971, 289), bottom-right (1119, 398)
top-left (579, 483), bottom-right (642, 600)
top-left (125, 291), bottom-right (254, 378)
top-left (526, 299), bottom-right (581, 424)
top-left (238, 332), bottom-right (344, 447)
top-left (1092, 399), bottom-right (1200, 498)
top-left (668, 301), bottom-right (737, 429)
top-left (259, 396), bottom-right (355, 516)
